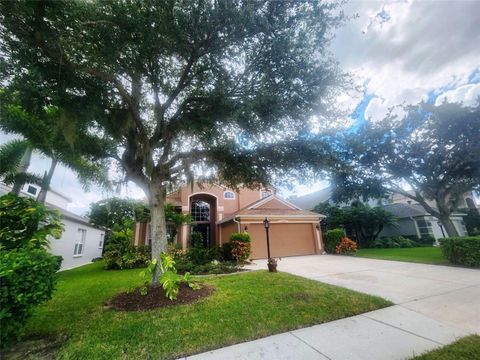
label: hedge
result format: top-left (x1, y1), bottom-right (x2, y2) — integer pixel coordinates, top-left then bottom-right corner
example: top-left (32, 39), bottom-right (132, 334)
top-left (324, 229), bottom-right (344, 253)
top-left (440, 236), bottom-right (480, 267)
top-left (0, 248), bottom-right (62, 346)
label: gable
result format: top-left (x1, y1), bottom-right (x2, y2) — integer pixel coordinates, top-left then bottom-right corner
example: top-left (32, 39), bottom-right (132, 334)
top-left (249, 195), bottom-right (301, 210)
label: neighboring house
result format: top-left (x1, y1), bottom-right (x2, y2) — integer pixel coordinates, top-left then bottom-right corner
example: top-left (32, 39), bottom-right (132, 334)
top-left (290, 186), bottom-right (472, 240)
top-left (134, 183), bottom-right (324, 259)
top-left (0, 183), bottom-right (104, 270)
top-left (378, 203), bottom-right (468, 241)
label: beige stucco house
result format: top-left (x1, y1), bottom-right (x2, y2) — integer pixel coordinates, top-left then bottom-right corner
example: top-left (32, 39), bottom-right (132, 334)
top-left (134, 183), bottom-right (324, 259)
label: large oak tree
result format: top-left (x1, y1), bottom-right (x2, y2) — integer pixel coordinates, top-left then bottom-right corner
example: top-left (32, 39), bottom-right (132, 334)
top-left (1, 0), bottom-right (345, 283)
top-left (332, 102), bottom-right (480, 237)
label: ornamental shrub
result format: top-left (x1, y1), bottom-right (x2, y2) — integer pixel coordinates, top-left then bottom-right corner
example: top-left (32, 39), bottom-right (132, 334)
top-left (229, 232), bottom-right (251, 263)
top-left (0, 248), bottom-right (62, 346)
top-left (440, 236), bottom-right (480, 267)
top-left (335, 237), bottom-right (357, 254)
top-left (103, 245), bottom-right (150, 270)
top-left (374, 236), bottom-right (420, 248)
top-left (324, 229), bottom-right (344, 253)
top-left (0, 193), bottom-right (63, 250)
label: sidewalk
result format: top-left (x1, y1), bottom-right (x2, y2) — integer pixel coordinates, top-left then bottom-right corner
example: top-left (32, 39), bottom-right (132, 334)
top-left (184, 305), bottom-right (468, 360)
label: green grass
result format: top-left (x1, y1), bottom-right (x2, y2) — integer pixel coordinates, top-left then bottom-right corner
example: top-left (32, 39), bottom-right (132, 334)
top-left (411, 335), bottom-right (480, 359)
top-left (9, 261), bottom-right (391, 360)
top-left (356, 247), bottom-right (449, 265)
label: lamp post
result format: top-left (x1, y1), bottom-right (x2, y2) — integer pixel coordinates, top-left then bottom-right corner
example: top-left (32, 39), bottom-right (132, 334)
top-left (263, 217), bottom-right (277, 272)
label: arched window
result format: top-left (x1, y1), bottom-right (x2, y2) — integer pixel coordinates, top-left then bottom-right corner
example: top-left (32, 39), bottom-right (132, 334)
top-left (191, 200), bottom-right (210, 222)
top-left (224, 191), bottom-right (235, 199)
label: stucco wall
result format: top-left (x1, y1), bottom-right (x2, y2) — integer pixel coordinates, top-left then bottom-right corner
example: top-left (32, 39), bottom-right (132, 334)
top-left (50, 218), bottom-right (104, 270)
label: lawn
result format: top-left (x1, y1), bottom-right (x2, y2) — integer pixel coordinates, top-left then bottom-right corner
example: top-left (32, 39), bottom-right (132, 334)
top-left (356, 247), bottom-right (449, 265)
top-left (5, 261), bottom-right (390, 360)
top-left (411, 335), bottom-right (480, 359)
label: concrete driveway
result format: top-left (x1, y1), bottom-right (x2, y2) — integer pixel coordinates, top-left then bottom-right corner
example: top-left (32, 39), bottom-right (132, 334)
top-left (186, 255), bottom-right (479, 360)
top-left (248, 255), bottom-right (480, 333)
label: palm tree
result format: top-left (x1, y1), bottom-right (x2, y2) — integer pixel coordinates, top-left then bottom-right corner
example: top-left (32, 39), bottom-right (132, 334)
top-left (0, 139), bottom-right (42, 194)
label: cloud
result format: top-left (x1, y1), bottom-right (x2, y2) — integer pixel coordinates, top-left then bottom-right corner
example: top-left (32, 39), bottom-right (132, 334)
top-left (332, 0), bottom-right (480, 122)
top-left (435, 83), bottom-right (480, 107)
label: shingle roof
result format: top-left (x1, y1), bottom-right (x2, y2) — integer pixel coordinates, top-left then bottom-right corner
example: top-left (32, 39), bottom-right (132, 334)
top-left (381, 203), bottom-right (428, 218)
top-left (218, 195), bottom-right (323, 224)
top-left (236, 208), bottom-right (321, 216)
top-left (289, 187), bottom-right (332, 210)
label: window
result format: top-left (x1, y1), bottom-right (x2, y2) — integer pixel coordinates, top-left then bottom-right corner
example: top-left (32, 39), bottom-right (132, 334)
top-left (191, 200), bottom-right (210, 222)
top-left (26, 185), bottom-right (38, 196)
top-left (261, 191), bottom-right (270, 199)
top-left (74, 229), bottom-right (86, 256)
top-left (223, 191), bottom-right (235, 199)
top-left (98, 233), bottom-right (104, 249)
top-left (416, 219), bottom-right (433, 238)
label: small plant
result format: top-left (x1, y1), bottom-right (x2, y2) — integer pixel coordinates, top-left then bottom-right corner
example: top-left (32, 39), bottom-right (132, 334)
top-left (229, 232), bottom-right (251, 264)
top-left (324, 229), bottom-right (344, 253)
top-left (139, 252), bottom-right (200, 300)
top-left (335, 237), bottom-right (358, 254)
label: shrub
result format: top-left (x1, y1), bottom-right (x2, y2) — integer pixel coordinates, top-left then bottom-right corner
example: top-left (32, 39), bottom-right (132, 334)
top-left (189, 231), bottom-right (204, 247)
top-left (0, 248), bottom-right (62, 346)
top-left (335, 237), bottom-right (357, 254)
top-left (440, 236), bottom-right (480, 267)
top-left (221, 242), bottom-right (234, 261)
top-left (324, 229), bottom-right (344, 253)
top-left (229, 232), bottom-right (251, 243)
top-left (374, 236), bottom-right (420, 248)
top-left (0, 193), bottom-right (63, 250)
top-left (229, 232), bottom-right (251, 263)
top-left (103, 245), bottom-right (150, 270)
top-left (418, 235), bottom-right (435, 246)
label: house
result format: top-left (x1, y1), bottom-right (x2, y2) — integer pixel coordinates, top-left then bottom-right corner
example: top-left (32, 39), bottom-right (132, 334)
top-left (290, 186), bottom-right (473, 240)
top-left (0, 183), bottom-right (105, 270)
top-left (377, 203), bottom-right (468, 240)
top-left (134, 183), bottom-right (324, 259)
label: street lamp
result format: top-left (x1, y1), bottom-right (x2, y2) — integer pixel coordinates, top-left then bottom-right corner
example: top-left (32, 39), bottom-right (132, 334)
top-left (263, 217), bottom-right (277, 272)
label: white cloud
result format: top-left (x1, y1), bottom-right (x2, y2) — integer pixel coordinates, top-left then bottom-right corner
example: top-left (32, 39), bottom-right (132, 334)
top-left (435, 83), bottom-right (480, 107)
top-left (332, 0), bottom-right (480, 122)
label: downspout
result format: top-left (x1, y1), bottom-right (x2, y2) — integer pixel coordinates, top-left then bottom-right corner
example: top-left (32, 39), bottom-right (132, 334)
top-left (233, 216), bottom-right (240, 232)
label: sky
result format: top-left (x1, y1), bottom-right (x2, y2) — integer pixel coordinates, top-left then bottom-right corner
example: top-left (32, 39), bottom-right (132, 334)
top-left (1, 0), bottom-right (479, 215)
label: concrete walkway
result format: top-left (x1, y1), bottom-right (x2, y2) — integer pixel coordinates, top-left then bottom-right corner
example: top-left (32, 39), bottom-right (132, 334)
top-left (183, 255), bottom-right (479, 360)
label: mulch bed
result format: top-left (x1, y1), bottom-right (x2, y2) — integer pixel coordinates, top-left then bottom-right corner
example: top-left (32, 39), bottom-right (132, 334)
top-left (105, 283), bottom-right (215, 312)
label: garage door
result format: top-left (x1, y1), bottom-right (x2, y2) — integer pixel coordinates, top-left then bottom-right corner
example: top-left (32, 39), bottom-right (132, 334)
top-left (248, 223), bottom-right (317, 259)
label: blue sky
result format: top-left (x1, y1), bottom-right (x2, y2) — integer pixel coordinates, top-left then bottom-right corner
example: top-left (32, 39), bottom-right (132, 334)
top-left (1, 0), bottom-right (479, 215)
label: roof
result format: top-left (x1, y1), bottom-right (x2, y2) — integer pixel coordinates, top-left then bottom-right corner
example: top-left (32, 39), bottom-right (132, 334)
top-left (381, 203), bottom-right (428, 218)
top-left (46, 203), bottom-right (103, 229)
top-left (218, 194), bottom-right (323, 224)
top-left (289, 186), bottom-right (332, 210)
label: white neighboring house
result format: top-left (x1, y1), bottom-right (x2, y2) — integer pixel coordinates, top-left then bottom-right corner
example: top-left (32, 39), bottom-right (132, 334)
top-left (0, 183), bottom-right (104, 270)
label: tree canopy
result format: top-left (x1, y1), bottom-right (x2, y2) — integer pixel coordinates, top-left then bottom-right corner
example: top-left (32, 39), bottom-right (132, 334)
top-left (1, 0), bottom-right (347, 283)
top-left (314, 201), bottom-right (397, 247)
top-left (332, 102), bottom-right (480, 237)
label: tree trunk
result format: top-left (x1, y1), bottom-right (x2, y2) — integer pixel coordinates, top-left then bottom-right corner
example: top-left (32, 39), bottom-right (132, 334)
top-left (11, 146), bottom-right (32, 194)
top-left (439, 216), bottom-right (459, 237)
top-left (149, 180), bottom-right (169, 285)
top-left (37, 157), bottom-right (58, 204)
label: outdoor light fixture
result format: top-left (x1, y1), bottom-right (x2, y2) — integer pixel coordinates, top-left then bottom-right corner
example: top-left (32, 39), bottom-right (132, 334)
top-left (244, 225), bottom-right (248, 231)
top-left (263, 217), bottom-right (277, 272)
